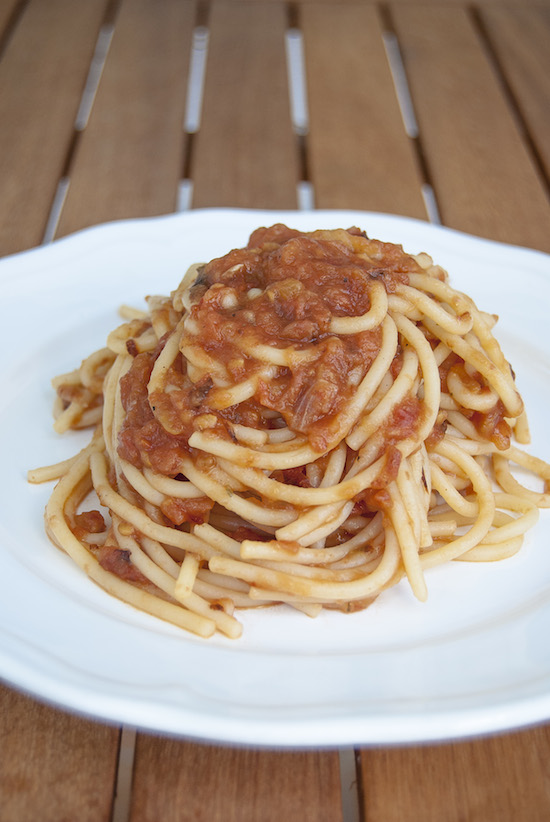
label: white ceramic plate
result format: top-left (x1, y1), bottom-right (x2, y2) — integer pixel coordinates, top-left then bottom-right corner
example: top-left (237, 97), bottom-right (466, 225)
top-left (1, 208), bottom-right (549, 747)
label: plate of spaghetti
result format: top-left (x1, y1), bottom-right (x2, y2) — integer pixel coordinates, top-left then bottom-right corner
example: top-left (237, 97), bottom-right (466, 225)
top-left (1, 208), bottom-right (550, 746)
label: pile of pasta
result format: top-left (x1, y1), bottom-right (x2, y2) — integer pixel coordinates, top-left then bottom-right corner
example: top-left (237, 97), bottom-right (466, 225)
top-left (29, 225), bottom-right (550, 640)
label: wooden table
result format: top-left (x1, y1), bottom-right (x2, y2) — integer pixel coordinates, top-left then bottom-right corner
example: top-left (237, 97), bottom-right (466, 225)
top-left (1, 0), bottom-right (549, 819)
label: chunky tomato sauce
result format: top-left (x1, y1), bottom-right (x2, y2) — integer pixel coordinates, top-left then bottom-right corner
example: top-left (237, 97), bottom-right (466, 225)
top-left (438, 353), bottom-right (512, 449)
top-left (118, 225), bottom-right (426, 479)
top-left (115, 225), bottom-right (511, 504)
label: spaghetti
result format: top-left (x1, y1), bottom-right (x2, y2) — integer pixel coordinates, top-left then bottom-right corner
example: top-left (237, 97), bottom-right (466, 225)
top-left (29, 224), bottom-right (550, 639)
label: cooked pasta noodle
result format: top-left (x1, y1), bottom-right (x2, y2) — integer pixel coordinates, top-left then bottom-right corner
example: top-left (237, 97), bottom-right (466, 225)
top-left (28, 224), bottom-right (550, 639)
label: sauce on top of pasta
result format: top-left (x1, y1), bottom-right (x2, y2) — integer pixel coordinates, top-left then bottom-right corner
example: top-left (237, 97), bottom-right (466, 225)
top-left (118, 225), bottom-right (425, 473)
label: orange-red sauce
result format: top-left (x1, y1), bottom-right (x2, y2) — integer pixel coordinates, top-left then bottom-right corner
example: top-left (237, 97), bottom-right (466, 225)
top-left (118, 226), bottom-right (424, 473)
top-left (116, 225), bottom-right (509, 500)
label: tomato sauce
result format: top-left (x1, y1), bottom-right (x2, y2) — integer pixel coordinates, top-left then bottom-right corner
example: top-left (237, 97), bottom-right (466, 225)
top-left (117, 226), bottom-right (426, 473)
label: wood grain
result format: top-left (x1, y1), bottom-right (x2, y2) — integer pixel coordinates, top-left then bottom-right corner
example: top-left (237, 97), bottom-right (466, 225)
top-left (0, 0), bottom-right (109, 255)
top-left (56, 0), bottom-right (195, 237)
top-left (359, 725), bottom-right (550, 821)
top-left (301, 3), bottom-right (427, 217)
top-left (129, 737), bottom-right (343, 822)
top-left (0, 0), bottom-right (22, 42)
top-left (391, 4), bottom-right (550, 252)
top-left (0, 684), bottom-right (119, 822)
top-left (191, 0), bottom-right (299, 208)
top-left (480, 6), bottom-right (550, 182)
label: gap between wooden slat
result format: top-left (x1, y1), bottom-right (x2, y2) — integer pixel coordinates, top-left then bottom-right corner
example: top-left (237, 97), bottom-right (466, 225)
top-left (421, 184), bottom-right (442, 225)
top-left (111, 726), bottom-right (137, 822)
top-left (382, 31), bottom-right (418, 139)
top-left (72, 0), bottom-right (120, 136)
top-left (285, 23), bottom-right (314, 209)
top-left (381, 4), bottom-right (441, 225)
top-left (41, 177), bottom-right (70, 243)
top-left (339, 748), bottom-right (362, 822)
top-left (74, 23), bottom-right (115, 131)
top-left (184, 24), bottom-right (209, 134)
top-left (297, 180), bottom-right (315, 210)
top-left (39, 5), bottom-right (116, 244)
top-left (285, 26), bottom-right (308, 136)
top-left (179, 19), bottom-right (210, 209)
top-left (36, 0), bottom-right (120, 245)
top-left (383, 26), bottom-right (441, 222)
top-left (286, 20), bottom-right (314, 209)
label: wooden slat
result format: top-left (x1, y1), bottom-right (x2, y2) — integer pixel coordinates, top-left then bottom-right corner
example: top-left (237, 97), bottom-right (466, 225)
top-left (129, 737), bottom-right (343, 822)
top-left (301, 4), bottom-right (427, 218)
top-left (191, 0), bottom-right (299, 208)
top-left (56, 0), bottom-right (196, 238)
top-left (480, 6), bottom-right (550, 182)
top-left (390, 5), bottom-right (550, 252)
top-left (0, 0), bottom-right (109, 256)
top-left (359, 725), bottom-right (550, 822)
top-left (0, 684), bottom-right (119, 822)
